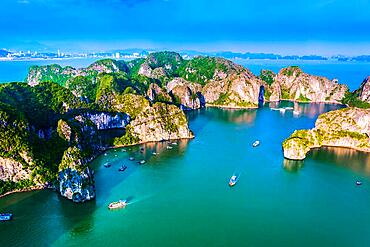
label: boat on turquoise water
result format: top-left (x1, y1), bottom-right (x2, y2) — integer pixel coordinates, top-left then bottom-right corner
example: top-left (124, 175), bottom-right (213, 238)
top-left (118, 165), bottom-right (127, 172)
top-left (229, 175), bottom-right (239, 187)
top-left (138, 160), bottom-right (146, 165)
top-left (167, 146), bottom-right (173, 150)
top-left (104, 163), bottom-right (111, 168)
top-left (108, 200), bottom-right (127, 209)
top-left (0, 213), bottom-right (12, 221)
top-left (252, 140), bottom-right (260, 147)
top-left (129, 157), bottom-right (135, 161)
top-left (356, 181), bottom-right (362, 186)
top-left (152, 152), bottom-right (157, 155)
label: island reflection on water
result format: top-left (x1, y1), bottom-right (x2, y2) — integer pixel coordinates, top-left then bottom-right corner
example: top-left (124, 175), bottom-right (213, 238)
top-left (309, 146), bottom-right (370, 175)
top-left (284, 146), bottom-right (370, 175)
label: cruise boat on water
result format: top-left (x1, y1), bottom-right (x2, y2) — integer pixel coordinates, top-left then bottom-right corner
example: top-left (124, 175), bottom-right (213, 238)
top-left (0, 213), bottom-right (12, 221)
top-left (253, 140), bottom-right (260, 147)
top-left (108, 200), bottom-right (127, 209)
top-left (229, 175), bottom-right (239, 186)
top-left (118, 165), bottom-right (127, 172)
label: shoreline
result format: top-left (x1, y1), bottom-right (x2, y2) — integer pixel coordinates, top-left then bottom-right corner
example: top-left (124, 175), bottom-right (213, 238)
top-left (0, 136), bottom-right (195, 199)
top-left (205, 99), bottom-right (344, 110)
top-left (0, 185), bottom-right (51, 199)
top-left (284, 144), bottom-right (370, 161)
top-left (205, 103), bottom-right (258, 109)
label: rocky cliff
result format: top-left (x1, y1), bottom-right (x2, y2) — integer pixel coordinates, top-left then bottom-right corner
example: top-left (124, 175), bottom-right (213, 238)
top-left (166, 78), bottom-right (204, 110)
top-left (355, 76), bottom-right (370, 102)
top-left (58, 146), bottom-right (95, 202)
top-left (114, 102), bottom-right (194, 146)
top-left (283, 107), bottom-right (370, 160)
top-left (265, 66), bottom-right (347, 103)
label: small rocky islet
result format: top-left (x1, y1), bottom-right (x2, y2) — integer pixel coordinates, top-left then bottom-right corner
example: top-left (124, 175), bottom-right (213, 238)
top-left (0, 51), bottom-right (369, 202)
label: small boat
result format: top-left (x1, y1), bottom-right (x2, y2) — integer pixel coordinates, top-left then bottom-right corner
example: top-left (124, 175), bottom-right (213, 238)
top-left (104, 153), bottom-right (108, 156)
top-left (118, 165), bottom-right (127, 172)
top-left (167, 146), bottom-right (173, 150)
top-left (152, 152), bottom-right (157, 155)
top-left (229, 175), bottom-right (239, 187)
top-left (122, 149), bottom-right (126, 152)
top-left (252, 140), bottom-right (260, 147)
top-left (108, 200), bottom-right (127, 209)
top-left (139, 160), bottom-right (146, 165)
top-left (0, 213), bottom-right (12, 221)
top-left (293, 110), bottom-right (300, 116)
top-left (356, 181), bottom-right (362, 186)
top-left (129, 157), bottom-right (135, 161)
top-left (104, 163), bottom-right (111, 168)
top-left (171, 142), bottom-right (178, 145)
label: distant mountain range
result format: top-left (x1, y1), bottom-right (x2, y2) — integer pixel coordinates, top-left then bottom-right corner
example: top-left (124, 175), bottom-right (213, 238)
top-left (1, 48), bottom-right (370, 62)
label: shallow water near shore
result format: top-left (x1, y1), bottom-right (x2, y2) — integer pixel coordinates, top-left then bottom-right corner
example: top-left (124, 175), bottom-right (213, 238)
top-left (1, 102), bottom-right (370, 246)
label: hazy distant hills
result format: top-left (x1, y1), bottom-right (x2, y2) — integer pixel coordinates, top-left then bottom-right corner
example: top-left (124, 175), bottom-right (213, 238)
top-left (1, 48), bottom-right (370, 62)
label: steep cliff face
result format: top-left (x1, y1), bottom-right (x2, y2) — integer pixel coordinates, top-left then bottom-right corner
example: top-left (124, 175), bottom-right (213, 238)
top-left (58, 146), bottom-right (95, 202)
top-left (202, 71), bottom-right (262, 108)
top-left (166, 78), bottom-right (204, 109)
top-left (114, 102), bottom-right (193, 145)
top-left (176, 56), bottom-right (263, 108)
top-left (283, 108), bottom-right (370, 160)
top-left (356, 76), bottom-right (370, 102)
top-left (147, 83), bottom-right (172, 102)
top-left (270, 66), bottom-right (347, 103)
top-left (84, 112), bottom-right (130, 130)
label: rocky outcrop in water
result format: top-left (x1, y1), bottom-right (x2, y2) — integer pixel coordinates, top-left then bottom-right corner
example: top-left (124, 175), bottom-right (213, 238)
top-left (266, 66), bottom-right (347, 103)
top-left (114, 102), bottom-right (194, 145)
top-left (58, 146), bottom-right (95, 202)
top-left (283, 107), bottom-right (370, 160)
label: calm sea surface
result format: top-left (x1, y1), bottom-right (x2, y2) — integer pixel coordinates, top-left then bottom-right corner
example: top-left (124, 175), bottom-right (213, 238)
top-left (0, 58), bottom-right (369, 90)
top-left (1, 102), bottom-right (370, 247)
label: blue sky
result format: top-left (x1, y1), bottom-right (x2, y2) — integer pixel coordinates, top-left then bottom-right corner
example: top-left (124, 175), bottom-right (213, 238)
top-left (1, 0), bottom-right (370, 55)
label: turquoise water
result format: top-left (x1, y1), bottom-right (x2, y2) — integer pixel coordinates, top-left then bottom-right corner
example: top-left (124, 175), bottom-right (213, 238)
top-left (1, 102), bottom-right (370, 247)
top-left (0, 59), bottom-right (369, 90)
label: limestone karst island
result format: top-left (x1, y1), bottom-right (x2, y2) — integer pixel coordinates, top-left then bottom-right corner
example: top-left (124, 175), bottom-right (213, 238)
top-left (1, 0), bottom-right (370, 246)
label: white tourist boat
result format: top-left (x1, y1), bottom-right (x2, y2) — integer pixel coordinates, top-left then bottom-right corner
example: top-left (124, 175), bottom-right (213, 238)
top-left (253, 140), bottom-right (260, 147)
top-left (108, 200), bottom-right (127, 209)
top-left (229, 175), bottom-right (239, 187)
